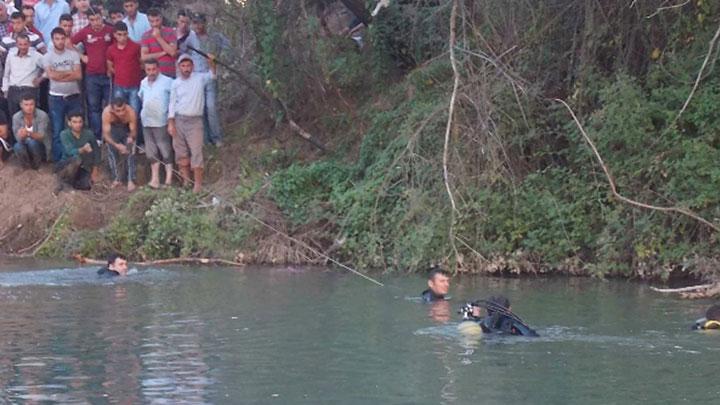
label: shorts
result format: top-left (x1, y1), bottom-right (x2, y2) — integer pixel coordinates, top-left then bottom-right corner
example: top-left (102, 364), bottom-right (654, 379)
top-left (173, 115), bottom-right (204, 168)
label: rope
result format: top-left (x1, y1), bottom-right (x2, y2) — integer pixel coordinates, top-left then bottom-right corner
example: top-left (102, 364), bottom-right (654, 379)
top-left (130, 143), bottom-right (384, 287)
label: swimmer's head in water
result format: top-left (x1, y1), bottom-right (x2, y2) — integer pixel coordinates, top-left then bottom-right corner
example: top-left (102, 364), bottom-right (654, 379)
top-left (427, 267), bottom-right (451, 297)
top-left (108, 253), bottom-right (128, 276)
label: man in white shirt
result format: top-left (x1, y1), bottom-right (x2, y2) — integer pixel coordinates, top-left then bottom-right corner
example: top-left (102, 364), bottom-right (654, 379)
top-left (2, 33), bottom-right (43, 118)
top-left (168, 53), bottom-right (215, 193)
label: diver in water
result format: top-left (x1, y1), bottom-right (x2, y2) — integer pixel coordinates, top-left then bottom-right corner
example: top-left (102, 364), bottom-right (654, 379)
top-left (459, 295), bottom-right (539, 337)
top-left (97, 253), bottom-right (129, 278)
top-left (692, 304), bottom-right (720, 330)
top-left (421, 267), bottom-right (451, 302)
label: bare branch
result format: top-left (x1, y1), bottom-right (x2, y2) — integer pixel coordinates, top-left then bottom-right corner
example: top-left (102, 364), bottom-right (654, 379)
top-left (444, 0), bottom-right (462, 267)
top-left (673, 21), bottom-right (720, 123)
top-left (645, 0), bottom-right (690, 19)
top-left (555, 98), bottom-right (720, 233)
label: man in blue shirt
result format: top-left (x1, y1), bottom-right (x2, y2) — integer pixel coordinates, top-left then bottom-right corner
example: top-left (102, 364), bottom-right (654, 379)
top-left (138, 58), bottom-right (174, 188)
top-left (33, 0), bottom-right (70, 44)
top-left (121, 0), bottom-right (148, 43)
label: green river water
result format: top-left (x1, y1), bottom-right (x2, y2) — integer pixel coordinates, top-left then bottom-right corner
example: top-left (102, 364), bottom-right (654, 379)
top-left (0, 258), bottom-right (717, 404)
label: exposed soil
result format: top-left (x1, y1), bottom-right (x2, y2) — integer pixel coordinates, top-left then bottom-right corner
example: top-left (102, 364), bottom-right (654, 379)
top-left (0, 161), bottom-right (124, 254)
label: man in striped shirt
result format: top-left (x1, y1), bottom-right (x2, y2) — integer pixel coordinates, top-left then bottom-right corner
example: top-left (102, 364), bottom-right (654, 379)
top-left (140, 8), bottom-right (176, 79)
top-left (0, 11), bottom-right (45, 54)
top-left (0, 3), bottom-right (11, 39)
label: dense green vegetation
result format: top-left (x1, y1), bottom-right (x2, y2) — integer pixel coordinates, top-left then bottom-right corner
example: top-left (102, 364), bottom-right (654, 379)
top-left (49, 0), bottom-right (720, 279)
top-left (253, 0), bottom-right (720, 278)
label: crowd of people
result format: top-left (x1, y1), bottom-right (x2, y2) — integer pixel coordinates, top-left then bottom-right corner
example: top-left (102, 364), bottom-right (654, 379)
top-left (0, 0), bottom-right (229, 193)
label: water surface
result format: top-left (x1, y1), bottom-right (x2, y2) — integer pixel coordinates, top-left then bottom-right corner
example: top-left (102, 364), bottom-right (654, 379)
top-left (0, 259), bottom-right (717, 403)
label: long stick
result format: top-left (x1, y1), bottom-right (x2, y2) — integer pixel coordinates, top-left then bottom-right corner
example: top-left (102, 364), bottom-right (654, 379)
top-left (649, 284), bottom-right (715, 293)
top-left (74, 255), bottom-right (244, 267)
top-left (186, 45), bottom-right (327, 151)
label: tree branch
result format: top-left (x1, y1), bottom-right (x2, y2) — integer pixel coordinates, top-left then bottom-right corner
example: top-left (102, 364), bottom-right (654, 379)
top-left (444, 0), bottom-right (461, 266)
top-left (672, 20), bottom-right (720, 123)
top-left (555, 98), bottom-right (720, 233)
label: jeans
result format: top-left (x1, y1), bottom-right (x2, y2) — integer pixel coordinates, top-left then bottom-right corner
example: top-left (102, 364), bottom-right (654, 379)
top-left (86, 75), bottom-right (110, 142)
top-left (13, 137), bottom-right (45, 169)
top-left (48, 94), bottom-right (83, 162)
top-left (113, 85), bottom-right (143, 145)
top-left (106, 123), bottom-right (136, 182)
top-left (203, 79), bottom-right (223, 145)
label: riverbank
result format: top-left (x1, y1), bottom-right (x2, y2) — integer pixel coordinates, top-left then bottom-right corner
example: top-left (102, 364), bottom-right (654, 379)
top-left (3, 1), bottom-right (720, 282)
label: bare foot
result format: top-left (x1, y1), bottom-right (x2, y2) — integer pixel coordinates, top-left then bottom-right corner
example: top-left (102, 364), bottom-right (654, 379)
top-left (148, 180), bottom-right (160, 189)
top-left (192, 184), bottom-right (201, 193)
top-left (127, 181), bottom-right (136, 192)
top-left (111, 181), bottom-right (122, 189)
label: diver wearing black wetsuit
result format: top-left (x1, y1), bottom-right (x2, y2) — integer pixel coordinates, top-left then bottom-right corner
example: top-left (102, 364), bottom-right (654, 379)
top-left (421, 267), bottom-right (451, 303)
top-left (693, 304), bottom-right (720, 330)
top-left (97, 266), bottom-right (121, 278)
top-left (461, 296), bottom-right (539, 337)
top-left (421, 289), bottom-right (446, 303)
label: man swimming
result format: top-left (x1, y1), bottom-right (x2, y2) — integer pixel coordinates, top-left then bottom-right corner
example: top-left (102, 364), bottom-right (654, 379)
top-left (421, 267), bottom-right (451, 302)
top-left (97, 253), bottom-right (129, 277)
top-left (459, 295), bottom-right (539, 337)
top-left (692, 304), bottom-right (720, 330)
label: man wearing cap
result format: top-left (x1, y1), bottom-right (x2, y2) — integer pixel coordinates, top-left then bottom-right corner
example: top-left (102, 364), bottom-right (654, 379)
top-left (168, 53), bottom-right (215, 193)
top-left (187, 12), bottom-right (228, 146)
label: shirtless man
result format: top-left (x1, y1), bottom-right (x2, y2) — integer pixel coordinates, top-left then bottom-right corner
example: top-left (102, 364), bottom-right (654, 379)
top-left (102, 96), bottom-right (138, 191)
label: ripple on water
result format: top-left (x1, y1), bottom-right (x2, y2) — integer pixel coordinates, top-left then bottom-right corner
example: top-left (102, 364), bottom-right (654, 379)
top-left (0, 267), bottom-right (174, 287)
top-left (139, 314), bottom-right (214, 404)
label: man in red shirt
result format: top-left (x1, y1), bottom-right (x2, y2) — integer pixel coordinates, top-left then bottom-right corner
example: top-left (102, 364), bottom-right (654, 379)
top-left (106, 21), bottom-right (141, 125)
top-left (140, 8), bottom-right (176, 78)
top-left (72, 7), bottom-right (112, 141)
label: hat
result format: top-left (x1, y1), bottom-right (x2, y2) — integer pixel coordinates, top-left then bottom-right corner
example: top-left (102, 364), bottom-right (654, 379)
top-left (177, 53), bottom-right (193, 65)
top-left (191, 12), bottom-right (206, 23)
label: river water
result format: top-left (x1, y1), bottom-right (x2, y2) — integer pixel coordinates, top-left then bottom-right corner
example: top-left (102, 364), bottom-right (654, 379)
top-left (0, 259), bottom-right (717, 404)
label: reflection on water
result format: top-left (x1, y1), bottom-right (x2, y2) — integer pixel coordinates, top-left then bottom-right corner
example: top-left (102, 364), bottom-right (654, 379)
top-left (0, 262), bottom-right (718, 403)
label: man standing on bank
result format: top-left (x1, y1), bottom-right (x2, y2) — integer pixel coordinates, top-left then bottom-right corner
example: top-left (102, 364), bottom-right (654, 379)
top-left (138, 58), bottom-right (173, 189)
top-left (40, 26), bottom-right (81, 162)
top-left (168, 53), bottom-right (215, 193)
top-left (72, 7), bottom-right (113, 142)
